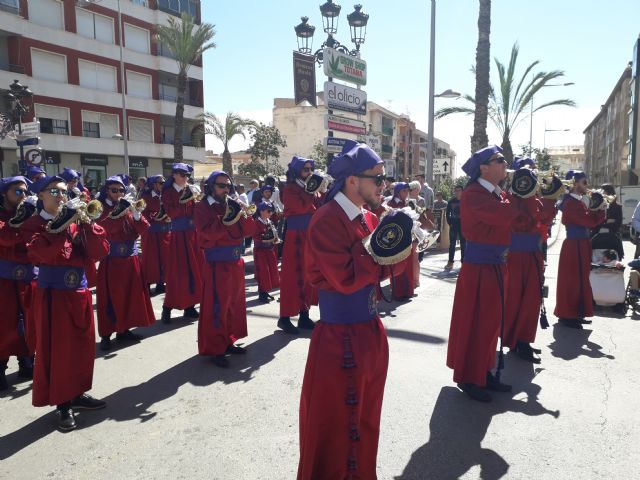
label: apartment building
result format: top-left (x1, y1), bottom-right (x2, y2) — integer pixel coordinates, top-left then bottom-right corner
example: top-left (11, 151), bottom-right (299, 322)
top-left (0, 0), bottom-right (204, 192)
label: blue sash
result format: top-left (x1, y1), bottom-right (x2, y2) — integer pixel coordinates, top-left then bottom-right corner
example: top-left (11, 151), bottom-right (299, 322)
top-left (464, 241), bottom-right (509, 265)
top-left (566, 225), bottom-right (589, 240)
top-left (37, 265), bottom-right (87, 290)
top-left (171, 216), bottom-right (195, 232)
top-left (318, 285), bottom-right (377, 324)
top-left (509, 233), bottom-right (542, 253)
top-left (204, 244), bottom-right (243, 263)
top-left (108, 240), bottom-right (138, 257)
top-left (287, 214), bottom-right (312, 231)
top-left (149, 222), bottom-right (171, 233)
top-left (0, 259), bottom-right (38, 281)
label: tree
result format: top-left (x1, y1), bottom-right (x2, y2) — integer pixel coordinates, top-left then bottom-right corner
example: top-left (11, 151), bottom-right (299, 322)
top-left (245, 123), bottom-right (287, 176)
top-left (155, 13), bottom-right (216, 163)
top-left (471, 0), bottom-right (492, 153)
top-left (307, 140), bottom-right (328, 171)
top-left (519, 145), bottom-right (558, 174)
top-left (202, 112), bottom-right (253, 175)
top-left (436, 43), bottom-right (576, 162)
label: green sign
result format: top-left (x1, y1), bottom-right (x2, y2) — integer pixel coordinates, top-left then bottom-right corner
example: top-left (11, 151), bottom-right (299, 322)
top-left (323, 47), bottom-right (367, 86)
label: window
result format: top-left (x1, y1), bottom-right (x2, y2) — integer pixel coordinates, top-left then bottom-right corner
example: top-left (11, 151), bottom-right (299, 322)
top-left (124, 23), bottom-right (150, 54)
top-left (35, 104), bottom-right (69, 135)
top-left (31, 49), bottom-right (67, 83)
top-left (160, 124), bottom-right (174, 144)
top-left (76, 8), bottom-right (114, 43)
top-left (0, 0), bottom-right (20, 15)
top-left (28, 0), bottom-right (64, 30)
top-left (159, 83), bottom-right (177, 102)
top-left (82, 121), bottom-right (100, 138)
top-left (82, 111), bottom-right (119, 138)
top-left (79, 60), bottom-right (117, 92)
top-left (126, 70), bottom-right (151, 98)
top-left (158, 41), bottom-right (176, 60)
top-left (158, 0), bottom-right (197, 18)
top-left (129, 0), bottom-right (148, 6)
top-left (129, 117), bottom-right (153, 142)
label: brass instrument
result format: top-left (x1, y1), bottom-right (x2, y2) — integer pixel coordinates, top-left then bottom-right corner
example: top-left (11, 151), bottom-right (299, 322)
top-left (586, 189), bottom-right (614, 211)
top-left (109, 195), bottom-right (146, 219)
top-left (222, 197), bottom-right (256, 226)
top-left (179, 184), bottom-right (203, 204)
top-left (77, 199), bottom-right (103, 223)
top-left (152, 204), bottom-right (171, 223)
top-left (9, 196), bottom-right (37, 228)
top-left (379, 203), bottom-right (439, 253)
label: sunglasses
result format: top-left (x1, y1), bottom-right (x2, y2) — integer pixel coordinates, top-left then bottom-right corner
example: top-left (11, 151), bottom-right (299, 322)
top-left (355, 174), bottom-right (386, 186)
top-left (302, 167), bottom-right (314, 173)
top-left (14, 189), bottom-right (28, 196)
top-left (486, 155), bottom-right (506, 165)
top-left (214, 183), bottom-right (231, 189)
top-left (47, 188), bottom-right (67, 197)
top-left (177, 172), bottom-right (191, 178)
top-left (109, 188), bottom-right (126, 194)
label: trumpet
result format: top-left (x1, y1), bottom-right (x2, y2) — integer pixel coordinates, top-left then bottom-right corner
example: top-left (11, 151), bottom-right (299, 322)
top-left (109, 195), bottom-right (146, 219)
top-left (586, 189), bottom-right (614, 211)
top-left (179, 184), bottom-right (203, 204)
top-left (78, 199), bottom-right (104, 223)
top-left (152, 204), bottom-right (171, 223)
top-left (379, 204), bottom-right (439, 252)
top-left (222, 197), bottom-right (257, 226)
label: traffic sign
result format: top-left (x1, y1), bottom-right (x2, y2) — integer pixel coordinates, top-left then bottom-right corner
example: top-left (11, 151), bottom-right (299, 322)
top-left (433, 157), bottom-right (452, 175)
top-left (324, 114), bottom-right (367, 135)
top-left (25, 148), bottom-right (43, 166)
top-left (324, 136), bottom-right (351, 153)
top-left (15, 121), bottom-right (40, 137)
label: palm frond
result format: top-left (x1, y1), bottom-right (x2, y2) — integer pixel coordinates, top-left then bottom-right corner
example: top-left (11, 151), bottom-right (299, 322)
top-left (533, 99), bottom-right (577, 113)
top-left (434, 106), bottom-right (475, 119)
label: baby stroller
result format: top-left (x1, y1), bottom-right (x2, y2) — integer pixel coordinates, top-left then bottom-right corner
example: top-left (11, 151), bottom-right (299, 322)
top-left (590, 229), bottom-right (626, 313)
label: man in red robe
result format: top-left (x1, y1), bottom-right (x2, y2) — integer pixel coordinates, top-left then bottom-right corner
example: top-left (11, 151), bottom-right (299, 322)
top-left (298, 141), bottom-right (409, 480)
top-left (194, 171), bottom-right (256, 368)
top-left (278, 157), bottom-right (319, 334)
top-left (95, 176), bottom-right (156, 350)
top-left (387, 182), bottom-right (417, 300)
top-left (252, 201), bottom-right (281, 303)
top-left (554, 170), bottom-right (605, 328)
top-left (503, 162), bottom-right (545, 363)
top-left (160, 163), bottom-right (203, 323)
top-left (21, 176), bottom-right (109, 431)
top-left (140, 175), bottom-right (171, 295)
top-left (447, 146), bottom-right (520, 403)
top-left (0, 176), bottom-right (36, 390)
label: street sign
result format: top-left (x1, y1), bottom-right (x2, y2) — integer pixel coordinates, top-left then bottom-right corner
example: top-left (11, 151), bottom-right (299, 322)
top-left (433, 157), bottom-right (452, 175)
top-left (293, 51), bottom-right (317, 107)
top-left (362, 135), bottom-right (381, 153)
top-left (384, 160), bottom-right (396, 178)
top-left (324, 81), bottom-right (367, 115)
top-left (25, 148), bottom-right (43, 166)
top-left (324, 114), bottom-right (366, 135)
top-left (324, 136), bottom-right (351, 153)
top-left (323, 47), bottom-right (367, 86)
top-left (16, 136), bottom-right (39, 147)
top-left (15, 121), bottom-right (40, 137)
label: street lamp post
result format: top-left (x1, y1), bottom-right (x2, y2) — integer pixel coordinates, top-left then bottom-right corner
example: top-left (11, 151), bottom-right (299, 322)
top-left (543, 127), bottom-right (569, 150)
top-left (528, 81), bottom-right (574, 152)
top-left (77, 0), bottom-right (129, 175)
top-left (5, 79), bottom-right (33, 173)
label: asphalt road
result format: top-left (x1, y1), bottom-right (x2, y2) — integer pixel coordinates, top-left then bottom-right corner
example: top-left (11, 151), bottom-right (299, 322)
top-left (1, 224), bottom-right (639, 479)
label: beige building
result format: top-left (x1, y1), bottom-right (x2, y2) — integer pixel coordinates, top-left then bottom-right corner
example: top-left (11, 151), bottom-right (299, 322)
top-left (583, 65), bottom-right (632, 186)
top-left (547, 145), bottom-right (584, 178)
top-left (194, 151), bottom-right (252, 180)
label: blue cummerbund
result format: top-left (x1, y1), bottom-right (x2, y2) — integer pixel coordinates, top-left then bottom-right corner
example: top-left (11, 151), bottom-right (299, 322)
top-left (149, 222), bottom-right (171, 233)
top-left (171, 216), bottom-right (195, 232)
top-left (108, 241), bottom-right (138, 257)
top-left (464, 241), bottom-right (509, 265)
top-left (204, 244), bottom-right (243, 262)
top-left (37, 265), bottom-right (87, 290)
top-left (510, 233), bottom-right (542, 252)
top-left (287, 214), bottom-right (312, 231)
top-left (0, 259), bottom-right (38, 281)
top-left (319, 285), bottom-right (377, 324)
top-left (566, 225), bottom-right (589, 240)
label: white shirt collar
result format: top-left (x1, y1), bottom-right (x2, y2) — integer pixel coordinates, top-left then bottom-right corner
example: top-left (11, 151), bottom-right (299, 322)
top-left (173, 182), bottom-right (185, 193)
top-left (478, 177), bottom-right (502, 195)
top-left (39, 210), bottom-right (55, 220)
top-left (106, 198), bottom-right (113, 207)
top-left (258, 217), bottom-right (269, 225)
top-left (393, 196), bottom-right (404, 205)
top-left (334, 191), bottom-right (363, 221)
top-left (151, 191), bottom-right (159, 198)
top-left (207, 195), bottom-right (220, 205)
top-left (570, 193), bottom-right (583, 201)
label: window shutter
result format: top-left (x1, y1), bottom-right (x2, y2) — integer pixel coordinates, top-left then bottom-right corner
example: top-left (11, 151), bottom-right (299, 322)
top-left (126, 71), bottom-right (151, 98)
top-left (82, 111), bottom-right (100, 124)
top-left (75, 9), bottom-right (93, 39)
top-left (94, 14), bottom-right (114, 43)
top-left (99, 113), bottom-right (119, 138)
top-left (124, 23), bottom-right (150, 54)
top-left (129, 118), bottom-right (153, 142)
top-left (29, 0), bottom-right (64, 30)
top-left (96, 63), bottom-right (116, 92)
top-left (31, 49), bottom-right (66, 82)
top-left (35, 104), bottom-right (68, 121)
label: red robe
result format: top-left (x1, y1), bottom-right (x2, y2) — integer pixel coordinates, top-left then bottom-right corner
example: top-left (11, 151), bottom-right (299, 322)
top-left (161, 185), bottom-right (203, 309)
top-left (280, 182), bottom-right (318, 317)
top-left (387, 197), bottom-right (417, 299)
top-left (539, 198), bottom-right (558, 242)
top-left (22, 215), bottom-right (109, 406)
top-left (299, 199), bottom-right (391, 480)
top-left (95, 203), bottom-right (155, 337)
top-left (140, 191), bottom-right (171, 285)
top-left (554, 195), bottom-right (605, 319)
top-left (0, 211), bottom-right (33, 360)
top-left (447, 182), bottom-right (519, 386)
top-left (252, 219), bottom-right (280, 292)
top-left (194, 198), bottom-right (256, 356)
top-left (503, 196), bottom-right (544, 349)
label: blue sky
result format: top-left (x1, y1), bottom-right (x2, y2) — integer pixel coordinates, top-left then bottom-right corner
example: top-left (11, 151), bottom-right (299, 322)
top-left (201, 0), bottom-right (640, 167)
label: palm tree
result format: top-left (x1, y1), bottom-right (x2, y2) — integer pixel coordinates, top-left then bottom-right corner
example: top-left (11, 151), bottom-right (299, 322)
top-left (202, 112), bottom-right (254, 175)
top-left (155, 13), bottom-right (216, 163)
top-left (471, 0), bottom-right (491, 153)
top-left (436, 43), bottom-right (576, 162)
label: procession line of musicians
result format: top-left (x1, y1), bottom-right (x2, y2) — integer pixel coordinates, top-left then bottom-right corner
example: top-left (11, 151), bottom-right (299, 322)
top-left (0, 141), bottom-right (606, 479)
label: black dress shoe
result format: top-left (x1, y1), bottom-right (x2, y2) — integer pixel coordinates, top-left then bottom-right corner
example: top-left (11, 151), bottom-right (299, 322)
top-left (559, 318), bottom-right (583, 329)
top-left (258, 292), bottom-right (271, 303)
top-left (515, 342), bottom-right (541, 364)
top-left (226, 344), bottom-right (247, 355)
top-left (267, 293), bottom-right (275, 301)
top-left (71, 393), bottom-right (106, 410)
top-left (116, 330), bottom-right (143, 342)
top-left (183, 306), bottom-right (199, 319)
top-left (486, 372), bottom-right (512, 392)
top-left (99, 336), bottom-right (112, 351)
top-left (57, 404), bottom-right (76, 432)
top-left (458, 383), bottom-right (492, 402)
top-left (278, 317), bottom-right (299, 335)
top-left (212, 355), bottom-right (230, 368)
top-left (161, 306), bottom-right (172, 324)
top-left (531, 346), bottom-right (542, 354)
top-left (578, 318), bottom-right (593, 325)
top-left (153, 283), bottom-right (165, 295)
top-left (298, 310), bottom-right (315, 330)
top-left (17, 356), bottom-right (34, 379)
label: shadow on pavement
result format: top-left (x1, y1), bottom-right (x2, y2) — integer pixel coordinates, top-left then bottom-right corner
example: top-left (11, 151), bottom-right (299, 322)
top-left (547, 323), bottom-right (615, 361)
top-left (396, 362), bottom-right (559, 480)
top-left (0, 375), bottom-right (32, 401)
top-left (0, 330), bottom-right (299, 460)
top-left (386, 329), bottom-right (446, 345)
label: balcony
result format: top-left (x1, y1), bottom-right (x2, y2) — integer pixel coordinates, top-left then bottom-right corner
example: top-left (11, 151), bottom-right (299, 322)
top-left (0, 0), bottom-right (19, 15)
top-left (157, 0), bottom-right (200, 23)
top-left (381, 144), bottom-right (393, 154)
top-left (382, 126), bottom-right (394, 136)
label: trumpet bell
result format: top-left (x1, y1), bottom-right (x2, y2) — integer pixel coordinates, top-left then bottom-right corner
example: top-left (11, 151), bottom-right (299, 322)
top-left (85, 200), bottom-right (103, 220)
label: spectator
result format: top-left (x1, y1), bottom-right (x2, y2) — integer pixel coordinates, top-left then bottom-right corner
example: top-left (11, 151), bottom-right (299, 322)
top-left (247, 179), bottom-right (260, 203)
top-left (433, 191), bottom-right (448, 210)
top-left (236, 184), bottom-right (249, 205)
top-left (445, 184), bottom-right (465, 270)
top-left (415, 174), bottom-right (434, 210)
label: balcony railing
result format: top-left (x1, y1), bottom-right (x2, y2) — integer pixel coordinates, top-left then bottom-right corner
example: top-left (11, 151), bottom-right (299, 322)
top-left (381, 144), bottom-right (393, 154)
top-left (381, 126), bottom-right (393, 136)
top-left (157, 0), bottom-right (200, 23)
top-left (0, 0), bottom-right (19, 15)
